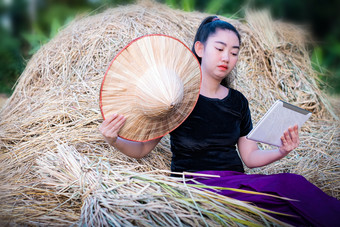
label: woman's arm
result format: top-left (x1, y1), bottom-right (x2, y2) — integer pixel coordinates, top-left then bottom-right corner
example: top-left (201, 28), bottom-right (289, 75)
top-left (237, 125), bottom-right (300, 168)
top-left (112, 136), bottom-right (161, 159)
top-left (99, 114), bottom-right (161, 159)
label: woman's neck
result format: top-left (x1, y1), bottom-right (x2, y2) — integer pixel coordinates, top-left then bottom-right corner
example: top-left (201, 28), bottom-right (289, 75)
top-left (200, 75), bottom-right (228, 99)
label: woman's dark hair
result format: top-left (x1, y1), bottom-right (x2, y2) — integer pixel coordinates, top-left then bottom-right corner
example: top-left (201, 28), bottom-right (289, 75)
top-left (192, 16), bottom-right (241, 87)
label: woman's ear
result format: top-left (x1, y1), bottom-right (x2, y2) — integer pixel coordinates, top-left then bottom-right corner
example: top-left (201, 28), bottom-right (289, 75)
top-left (194, 41), bottom-right (204, 58)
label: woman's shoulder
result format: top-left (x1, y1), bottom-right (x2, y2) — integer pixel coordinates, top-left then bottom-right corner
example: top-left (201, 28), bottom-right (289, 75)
top-left (229, 88), bottom-right (249, 103)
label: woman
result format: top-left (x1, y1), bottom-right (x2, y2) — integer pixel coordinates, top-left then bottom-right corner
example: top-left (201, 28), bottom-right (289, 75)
top-left (100, 16), bottom-right (339, 226)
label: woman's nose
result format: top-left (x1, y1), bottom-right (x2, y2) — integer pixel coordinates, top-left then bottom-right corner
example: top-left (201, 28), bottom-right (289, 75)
top-left (222, 53), bottom-right (229, 62)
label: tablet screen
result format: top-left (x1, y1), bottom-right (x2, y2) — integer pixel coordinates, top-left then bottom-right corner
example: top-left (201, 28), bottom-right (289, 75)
top-left (246, 100), bottom-right (311, 147)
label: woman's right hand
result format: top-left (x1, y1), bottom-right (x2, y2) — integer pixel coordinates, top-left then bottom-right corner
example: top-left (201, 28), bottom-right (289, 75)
top-left (99, 114), bottom-right (126, 146)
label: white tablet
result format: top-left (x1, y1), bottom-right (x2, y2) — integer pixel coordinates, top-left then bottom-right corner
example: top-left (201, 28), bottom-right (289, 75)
top-left (246, 100), bottom-right (312, 147)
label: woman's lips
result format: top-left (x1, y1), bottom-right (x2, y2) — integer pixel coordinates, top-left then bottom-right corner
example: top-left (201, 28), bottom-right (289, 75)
top-left (218, 65), bottom-right (228, 71)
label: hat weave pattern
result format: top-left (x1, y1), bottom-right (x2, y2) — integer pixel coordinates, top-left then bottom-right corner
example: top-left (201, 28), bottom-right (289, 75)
top-left (100, 34), bottom-right (201, 141)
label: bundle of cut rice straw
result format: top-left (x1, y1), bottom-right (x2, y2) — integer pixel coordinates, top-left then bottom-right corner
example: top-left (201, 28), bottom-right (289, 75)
top-left (0, 1), bottom-right (339, 226)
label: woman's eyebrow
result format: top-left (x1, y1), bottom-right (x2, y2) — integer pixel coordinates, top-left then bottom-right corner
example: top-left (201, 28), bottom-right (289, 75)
top-left (215, 41), bottom-right (226, 46)
top-left (215, 41), bottom-right (239, 49)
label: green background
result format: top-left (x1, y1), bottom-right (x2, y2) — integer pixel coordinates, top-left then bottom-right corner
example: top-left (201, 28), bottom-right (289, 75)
top-left (1, 0), bottom-right (339, 95)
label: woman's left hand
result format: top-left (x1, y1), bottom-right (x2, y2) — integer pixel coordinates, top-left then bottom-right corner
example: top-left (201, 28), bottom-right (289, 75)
top-left (279, 124), bottom-right (300, 156)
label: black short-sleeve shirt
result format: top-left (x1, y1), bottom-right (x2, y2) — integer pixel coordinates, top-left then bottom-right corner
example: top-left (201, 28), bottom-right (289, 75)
top-left (169, 88), bottom-right (253, 173)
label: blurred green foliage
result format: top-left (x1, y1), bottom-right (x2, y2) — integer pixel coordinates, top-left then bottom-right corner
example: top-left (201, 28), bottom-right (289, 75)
top-left (0, 26), bottom-right (24, 94)
top-left (1, 0), bottom-right (339, 95)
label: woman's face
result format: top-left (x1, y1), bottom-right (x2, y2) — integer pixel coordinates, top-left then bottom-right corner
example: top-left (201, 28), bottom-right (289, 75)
top-left (196, 28), bottom-right (240, 82)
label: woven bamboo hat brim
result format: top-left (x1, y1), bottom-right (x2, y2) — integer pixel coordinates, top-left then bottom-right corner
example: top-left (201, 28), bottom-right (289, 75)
top-left (100, 34), bottom-right (201, 142)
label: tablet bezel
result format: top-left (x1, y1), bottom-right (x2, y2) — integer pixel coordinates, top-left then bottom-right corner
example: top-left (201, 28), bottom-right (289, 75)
top-left (246, 100), bottom-right (312, 147)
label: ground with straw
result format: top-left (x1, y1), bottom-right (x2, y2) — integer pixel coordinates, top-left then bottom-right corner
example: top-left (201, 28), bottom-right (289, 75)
top-left (0, 1), bottom-right (339, 226)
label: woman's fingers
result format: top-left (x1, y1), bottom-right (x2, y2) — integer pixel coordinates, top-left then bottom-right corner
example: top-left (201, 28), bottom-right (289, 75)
top-left (281, 134), bottom-right (287, 145)
top-left (284, 129), bottom-right (292, 144)
top-left (279, 125), bottom-right (300, 155)
top-left (288, 125), bottom-right (300, 145)
top-left (99, 114), bottom-right (126, 137)
top-left (294, 125), bottom-right (300, 144)
top-left (107, 114), bottom-right (126, 134)
top-left (284, 125), bottom-right (299, 142)
top-left (99, 113), bottom-right (117, 130)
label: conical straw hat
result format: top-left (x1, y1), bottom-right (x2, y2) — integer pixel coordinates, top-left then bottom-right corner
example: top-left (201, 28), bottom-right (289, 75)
top-left (100, 34), bottom-right (201, 142)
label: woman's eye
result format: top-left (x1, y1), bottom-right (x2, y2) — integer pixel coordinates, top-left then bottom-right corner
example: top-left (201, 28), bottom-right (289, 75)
top-left (215, 47), bottom-right (223, 51)
top-left (231, 53), bottom-right (238, 56)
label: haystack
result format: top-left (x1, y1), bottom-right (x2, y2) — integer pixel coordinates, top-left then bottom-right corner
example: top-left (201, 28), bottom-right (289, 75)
top-left (0, 1), bottom-right (339, 226)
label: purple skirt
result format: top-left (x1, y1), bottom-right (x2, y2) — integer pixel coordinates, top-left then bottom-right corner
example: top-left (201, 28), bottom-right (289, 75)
top-left (191, 171), bottom-right (340, 226)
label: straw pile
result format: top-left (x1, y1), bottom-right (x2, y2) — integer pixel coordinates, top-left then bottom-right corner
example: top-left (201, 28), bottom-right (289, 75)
top-left (0, 1), bottom-right (339, 225)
